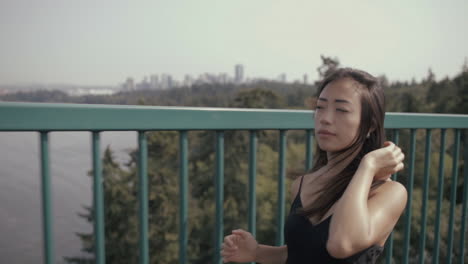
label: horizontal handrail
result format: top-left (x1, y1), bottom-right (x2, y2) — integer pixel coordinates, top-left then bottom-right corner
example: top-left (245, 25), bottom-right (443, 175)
top-left (1, 102), bottom-right (468, 131)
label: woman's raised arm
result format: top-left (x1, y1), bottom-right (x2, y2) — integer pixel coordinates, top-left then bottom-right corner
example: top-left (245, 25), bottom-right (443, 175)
top-left (327, 142), bottom-right (408, 258)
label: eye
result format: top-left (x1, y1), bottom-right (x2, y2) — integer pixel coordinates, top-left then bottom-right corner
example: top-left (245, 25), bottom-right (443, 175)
top-left (316, 105), bottom-right (324, 110)
top-left (337, 108), bottom-right (348, 113)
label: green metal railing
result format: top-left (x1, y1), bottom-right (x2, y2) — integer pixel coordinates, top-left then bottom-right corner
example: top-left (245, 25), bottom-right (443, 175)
top-left (0, 102), bottom-right (467, 264)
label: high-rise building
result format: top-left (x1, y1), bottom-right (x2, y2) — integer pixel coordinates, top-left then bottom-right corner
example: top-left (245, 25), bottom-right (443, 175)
top-left (219, 73), bottom-right (228, 84)
top-left (160, 74), bottom-right (173, 89)
top-left (234, 64), bottom-right (244, 84)
top-left (138, 76), bottom-right (151, 90)
top-left (303, 74), bottom-right (308, 84)
top-left (150, 74), bottom-right (159, 89)
top-left (278, 73), bottom-right (287, 83)
top-left (123, 77), bottom-right (135, 91)
top-left (183, 74), bottom-right (194, 87)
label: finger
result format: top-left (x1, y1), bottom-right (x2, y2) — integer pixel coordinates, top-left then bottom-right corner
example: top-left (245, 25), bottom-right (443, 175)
top-left (222, 248), bottom-right (237, 255)
top-left (392, 145), bottom-right (401, 154)
top-left (232, 229), bottom-right (250, 239)
top-left (221, 243), bottom-right (237, 252)
top-left (394, 162), bottom-right (404, 172)
top-left (391, 148), bottom-right (402, 162)
top-left (221, 249), bottom-right (236, 257)
top-left (224, 236), bottom-right (236, 248)
top-left (222, 241), bottom-right (238, 251)
top-left (384, 143), bottom-right (396, 154)
top-left (396, 152), bottom-right (405, 163)
top-left (383, 141), bottom-right (393, 147)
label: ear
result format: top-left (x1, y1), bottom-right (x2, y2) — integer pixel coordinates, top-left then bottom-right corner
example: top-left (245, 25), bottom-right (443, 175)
top-left (367, 122), bottom-right (377, 136)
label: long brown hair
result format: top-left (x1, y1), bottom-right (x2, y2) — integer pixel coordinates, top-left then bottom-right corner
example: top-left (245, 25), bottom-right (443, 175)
top-left (301, 68), bottom-right (386, 220)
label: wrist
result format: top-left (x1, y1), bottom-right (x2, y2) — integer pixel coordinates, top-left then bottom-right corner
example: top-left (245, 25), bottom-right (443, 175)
top-left (254, 243), bottom-right (261, 262)
top-left (361, 155), bottom-right (377, 175)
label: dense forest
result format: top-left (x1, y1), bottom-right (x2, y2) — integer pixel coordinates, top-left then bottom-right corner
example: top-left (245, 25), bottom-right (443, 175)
top-left (1, 57), bottom-right (467, 263)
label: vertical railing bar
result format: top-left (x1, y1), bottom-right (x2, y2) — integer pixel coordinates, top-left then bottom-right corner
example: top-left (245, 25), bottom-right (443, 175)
top-left (458, 129), bottom-right (468, 264)
top-left (40, 131), bottom-right (54, 264)
top-left (179, 131), bottom-right (189, 264)
top-left (248, 130), bottom-right (258, 264)
top-left (433, 128), bottom-right (447, 264)
top-left (386, 129), bottom-right (399, 264)
top-left (305, 130), bottom-right (313, 171)
top-left (276, 130), bottom-right (287, 246)
top-left (402, 129), bottom-right (416, 264)
top-left (418, 129), bottom-right (432, 264)
top-left (138, 131), bottom-right (149, 264)
top-left (248, 130), bottom-right (257, 237)
top-left (446, 129), bottom-right (461, 264)
top-left (215, 131), bottom-right (224, 264)
top-left (92, 131), bottom-right (106, 264)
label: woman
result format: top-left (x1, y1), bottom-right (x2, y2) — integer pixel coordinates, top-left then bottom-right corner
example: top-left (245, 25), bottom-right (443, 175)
top-left (221, 68), bottom-right (408, 263)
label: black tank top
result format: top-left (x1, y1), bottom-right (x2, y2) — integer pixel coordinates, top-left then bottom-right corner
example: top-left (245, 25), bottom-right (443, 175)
top-left (284, 176), bottom-right (384, 264)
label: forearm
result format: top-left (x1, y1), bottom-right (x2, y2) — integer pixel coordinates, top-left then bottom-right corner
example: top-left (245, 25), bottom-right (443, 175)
top-left (329, 161), bottom-right (374, 250)
top-left (255, 244), bottom-right (287, 264)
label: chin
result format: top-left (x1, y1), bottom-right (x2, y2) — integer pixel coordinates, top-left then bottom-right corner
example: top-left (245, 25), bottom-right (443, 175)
top-left (317, 142), bottom-right (342, 153)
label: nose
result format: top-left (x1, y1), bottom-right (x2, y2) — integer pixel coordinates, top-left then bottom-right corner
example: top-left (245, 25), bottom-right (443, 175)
top-left (318, 109), bottom-right (333, 125)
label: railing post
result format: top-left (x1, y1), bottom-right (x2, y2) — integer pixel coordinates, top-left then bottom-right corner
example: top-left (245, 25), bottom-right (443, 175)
top-left (276, 130), bottom-right (287, 246)
top-left (179, 131), bottom-right (189, 264)
top-left (40, 131), bottom-right (55, 264)
top-left (92, 131), bottom-right (106, 264)
top-left (138, 131), bottom-right (149, 264)
top-left (215, 131), bottom-right (224, 264)
top-left (433, 128), bottom-right (447, 264)
top-left (386, 129), bottom-right (399, 264)
top-left (248, 130), bottom-right (258, 237)
top-left (446, 129), bottom-right (460, 264)
top-left (402, 129), bottom-right (416, 264)
top-left (248, 130), bottom-right (258, 264)
top-left (459, 129), bottom-right (468, 264)
top-left (418, 129), bottom-right (432, 264)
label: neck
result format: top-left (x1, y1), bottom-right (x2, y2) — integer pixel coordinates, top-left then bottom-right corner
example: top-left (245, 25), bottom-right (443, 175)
top-left (321, 146), bottom-right (362, 178)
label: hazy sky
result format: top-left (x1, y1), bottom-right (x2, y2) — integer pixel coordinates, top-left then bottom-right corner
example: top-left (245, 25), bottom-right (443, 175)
top-left (1, 0), bottom-right (467, 86)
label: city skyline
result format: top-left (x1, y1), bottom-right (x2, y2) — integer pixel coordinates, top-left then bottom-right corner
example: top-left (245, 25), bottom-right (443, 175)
top-left (1, 0), bottom-right (467, 86)
top-left (121, 64), bottom-right (310, 91)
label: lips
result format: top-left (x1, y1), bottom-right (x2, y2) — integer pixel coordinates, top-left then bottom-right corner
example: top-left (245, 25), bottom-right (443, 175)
top-left (317, 129), bottom-right (336, 136)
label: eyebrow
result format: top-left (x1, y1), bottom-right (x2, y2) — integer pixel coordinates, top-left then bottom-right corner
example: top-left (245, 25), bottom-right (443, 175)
top-left (318, 97), bottom-right (351, 103)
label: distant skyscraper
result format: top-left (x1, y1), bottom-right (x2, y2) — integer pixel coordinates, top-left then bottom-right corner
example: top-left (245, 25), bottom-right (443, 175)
top-left (160, 74), bottom-right (173, 89)
top-left (219, 73), bottom-right (228, 84)
top-left (278, 73), bottom-right (287, 83)
top-left (303, 74), bottom-right (308, 84)
top-left (123, 77), bottom-right (135, 91)
top-left (183, 74), bottom-right (194, 87)
top-left (150, 74), bottom-right (159, 89)
top-left (234, 64), bottom-right (244, 84)
top-left (138, 76), bottom-right (151, 90)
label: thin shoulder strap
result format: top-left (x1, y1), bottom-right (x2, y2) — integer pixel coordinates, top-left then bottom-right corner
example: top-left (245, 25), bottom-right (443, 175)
top-left (298, 175), bottom-right (305, 194)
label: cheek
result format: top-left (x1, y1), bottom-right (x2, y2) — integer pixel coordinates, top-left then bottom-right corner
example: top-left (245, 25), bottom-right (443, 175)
top-left (338, 116), bottom-right (361, 142)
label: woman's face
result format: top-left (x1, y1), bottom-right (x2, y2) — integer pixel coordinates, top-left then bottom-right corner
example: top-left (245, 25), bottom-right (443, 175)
top-left (314, 77), bottom-right (362, 153)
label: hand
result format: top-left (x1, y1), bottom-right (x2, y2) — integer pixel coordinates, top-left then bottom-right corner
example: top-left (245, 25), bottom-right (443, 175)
top-left (221, 229), bottom-right (258, 263)
top-left (362, 141), bottom-right (405, 181)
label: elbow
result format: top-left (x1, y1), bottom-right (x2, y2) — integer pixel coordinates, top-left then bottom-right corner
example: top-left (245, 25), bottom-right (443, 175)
top-left (326, 236), bottom-right (372, 259)
top-left (326, 237), bottom-right (353, 259)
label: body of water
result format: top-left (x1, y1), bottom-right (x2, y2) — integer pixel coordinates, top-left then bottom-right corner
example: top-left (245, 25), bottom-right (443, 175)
top-left (0, 131), bottom-right (137, 263)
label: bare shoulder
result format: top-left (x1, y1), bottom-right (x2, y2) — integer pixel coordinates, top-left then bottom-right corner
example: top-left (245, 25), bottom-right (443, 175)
top-left (374, 180), bottom-right (407, 198)
top-left (290, 175), bottom-right (303, 198)
top-left (369, 180), bottom-right (408, 215)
